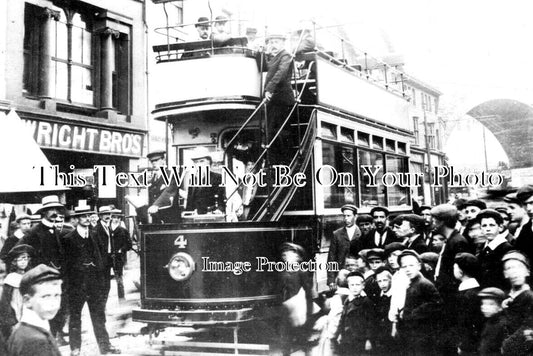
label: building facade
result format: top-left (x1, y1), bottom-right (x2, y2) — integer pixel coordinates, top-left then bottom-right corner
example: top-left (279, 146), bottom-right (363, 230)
top-left (1, 0), bottom-right (148, 211)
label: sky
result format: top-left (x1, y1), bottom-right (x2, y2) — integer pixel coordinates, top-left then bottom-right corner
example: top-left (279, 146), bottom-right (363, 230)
top-left (149, 0), bottom-right (533, 170)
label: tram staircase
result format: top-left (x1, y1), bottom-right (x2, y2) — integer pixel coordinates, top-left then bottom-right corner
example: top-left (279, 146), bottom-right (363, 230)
top-left (225, 60), bottom-right (317, 222)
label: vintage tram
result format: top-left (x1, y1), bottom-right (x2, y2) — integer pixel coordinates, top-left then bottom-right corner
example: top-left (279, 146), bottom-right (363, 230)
top-left (132, 16), bottom-right (416, 346)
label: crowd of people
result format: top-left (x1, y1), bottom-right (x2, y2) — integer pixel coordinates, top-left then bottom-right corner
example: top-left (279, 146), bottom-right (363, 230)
top-left (311, 183), bottom-right (533, 355)
top-left (0, 196), bottom-right (132, 356)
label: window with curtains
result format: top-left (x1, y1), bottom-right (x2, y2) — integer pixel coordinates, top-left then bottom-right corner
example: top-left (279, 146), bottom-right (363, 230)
top-left (322, 142), bottom-right (357, 208)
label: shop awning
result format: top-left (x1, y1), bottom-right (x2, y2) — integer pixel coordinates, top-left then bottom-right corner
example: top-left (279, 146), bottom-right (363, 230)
top-left (0, 110), bottom-right (68, 201)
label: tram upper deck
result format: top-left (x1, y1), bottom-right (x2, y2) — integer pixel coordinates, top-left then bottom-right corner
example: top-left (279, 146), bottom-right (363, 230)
top-left (151, 22), bottom-right (411, 133)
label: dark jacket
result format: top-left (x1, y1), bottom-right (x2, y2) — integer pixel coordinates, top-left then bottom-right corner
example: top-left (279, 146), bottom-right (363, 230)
top-left (0, 233), bottom-right (22, 262)
top-left (436, 230), bottom-right (470, 299)
top-left (405, 235), bottom-right (429, 254)
top-left (148, 171), bottom-right (180, 223)
top-left (327, 226), bottom-right (362, 284)
top-left (7, 322), bottom-right (61, 356)
top-left (362, 227), bottom-right (398, 249)
top-left (514, 219), bottom-right (533, 263)
top-left (477, 241), bottom-right (513, 290)
top-left (0, 284), bottom-right (17, 329)
top-left (479, 312), bottom-right (508, 356)
top-left (402, 274), bottom-right (442, 323)
top-left (63, 228), bottom-right (106, 275)
top-left (338, 295), bottom-right (375, 346)
top-left (108, 225), bottom-right (132, 273)
top-left (264, 49), bottom-right (295, 106)
top-left (19, 222), bottom-right (64, 270)
top-left (455, 286), bottom-right (484, 352)
top-left (186, 172), bottom-right (225, 214)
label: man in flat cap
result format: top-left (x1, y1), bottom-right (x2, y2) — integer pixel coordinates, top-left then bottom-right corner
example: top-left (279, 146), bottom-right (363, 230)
top-left (327, 204), bottom-right (362, 291)
top-left (145, 150), bottom-right (180, 224)
top-left (0, 213), bottom-right (32, 262)
top-left (513, 185), bottom-right (533, 263)
top-left (392, 214), bottom-right (428, 254)
top-left (362, 207), bottom-right (398, 249)
top-left (505, 192), bottom-right (529, 237)
top-left (7, 264), bottom-right (62, 356)
top-left (63, 203), bottom-right (120, 355)
top-left (18, 195), bottom-right (66, 340)
top-left (263, 32), bottom-right (295, 165)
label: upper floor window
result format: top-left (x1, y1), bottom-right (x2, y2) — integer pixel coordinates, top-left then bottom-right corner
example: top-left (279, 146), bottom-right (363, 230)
top-left (413, 117), bottom-right (420, 145)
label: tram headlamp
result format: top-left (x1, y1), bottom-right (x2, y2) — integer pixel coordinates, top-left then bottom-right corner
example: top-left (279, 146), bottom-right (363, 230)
top-left (166, 252), bottom-right (195, 281)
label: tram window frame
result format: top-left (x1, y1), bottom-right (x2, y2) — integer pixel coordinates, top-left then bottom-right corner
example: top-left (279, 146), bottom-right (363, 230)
top-left (372, 135), bottom-right (384, 150)
top-left (385, 154), bottom-right (411, 207)
top-left (358, 147), bottom-right (387, 208)
top-left (320, 122), bottom-right (337, 140)
top-left (340, 127), bottom-right (355, 143)
top-left (357, 132), bottom-right (370, 147)
top-left (385, 139), bottom-right (396, 153)
top-left (321, 140), bottom-right (358, 208)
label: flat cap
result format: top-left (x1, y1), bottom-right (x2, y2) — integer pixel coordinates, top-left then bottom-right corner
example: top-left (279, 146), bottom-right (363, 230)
top-left (477, 209), bottom-right (504, 225)
top-left (465, 199), bottom-right (487, 210)
top-left (502, 250), bottom-right (530, 269)
top-left (280, 242), bottom-right (305, 257)
top-left (384, 242), bottom-right (406, 256)
top-left (147, 149), bottom-right (166, 161)
top-left (431, 204), bottom-right (458, 220)
top-left (356, 214), bottom-right (373, 224)
top-left (370, 206), bottom-right (389, 216)
top-left (517, 184), bottom-right (533, 203)
top-left (16, 213), bottom-right (32, 222)
top-left (367, 248), bottom-right (385, 261)
top-left (20, 264), bottom-right (61, 295)
top-left (346, 271), bottom-right (365, 280)
top-left (454, 252), bottom-right (480, 277)
top-left (398, 249), bottom-right (421, 263)
top-left (503, 192), bottom-right (519, 204)
top-left (340, 204), bottom-right (358, 214)
top-left (478, 287), bottom-right (506, 301)
top-left (401, 214), bottom-right (426, 231)
top-left (420, 252), bottom-right (439, 265)
top-left (357, 248), bottom-right (371, 262)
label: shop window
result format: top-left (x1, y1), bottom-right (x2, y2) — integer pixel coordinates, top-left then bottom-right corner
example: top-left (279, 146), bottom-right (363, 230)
top-left (358, 149), bottom-right (385, 207)
top-left (321, 143), bottom-right (356, 208)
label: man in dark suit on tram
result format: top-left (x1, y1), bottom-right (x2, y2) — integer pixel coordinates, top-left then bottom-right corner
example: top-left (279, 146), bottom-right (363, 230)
top-left (327, 204), bottom-right (362, 291)
top-left (145, 150), bottom-right (180, 223)
top-left (185, 147), bottom-right (226, 215)
top-left (263, 33), bottom-right (295, 165)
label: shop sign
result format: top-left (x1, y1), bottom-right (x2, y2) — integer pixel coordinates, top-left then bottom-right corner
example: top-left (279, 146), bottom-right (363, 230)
top-left (23, 119), bottom-right (144, 157)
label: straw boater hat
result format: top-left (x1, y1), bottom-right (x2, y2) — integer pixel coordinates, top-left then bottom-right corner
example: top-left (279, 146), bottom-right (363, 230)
top-left (35, 195), bottom-right (64, 214)
top-left (110, 208), bottom-right (123, 216)
top-left (98, 206), bottom-right (113, 215)
top-left (189, 146), bottom-right (213, 162)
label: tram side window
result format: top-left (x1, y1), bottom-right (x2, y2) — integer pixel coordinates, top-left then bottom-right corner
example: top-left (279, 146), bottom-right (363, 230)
top-left (322, 142), bottom-right (356, 208)
top-left (358, 149), bottom-right (386, 207)
top-left (386, 155), bottom-right (410, 207)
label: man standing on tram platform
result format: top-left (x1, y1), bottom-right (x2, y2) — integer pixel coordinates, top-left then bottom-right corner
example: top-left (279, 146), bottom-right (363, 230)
top-left (263, 33), bottom-right (295, 165)
top-left (327, 204), bottom-right (362, 291)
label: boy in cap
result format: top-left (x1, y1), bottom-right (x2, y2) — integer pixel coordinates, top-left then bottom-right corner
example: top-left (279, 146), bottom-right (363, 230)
top-left (397, 249), bottom-right (442, 355)
top-left (478, 287), bottom-right (508, 356)
top-left (452, 252), bottom-right (484, 354)
top-left (356, 214), bottom-right (374, 239)
top-left (477, 209), bottom-right (513, 290)
top-left (7, 264), bottom-right (62, 356)
top-left (373, 267), bottom-right (396, 354)
top-left (0, 214), bottom-right (32, 263)
top-left (335, 271), bottom-right (375, 354)
top-left (364, 248), bottom-right (386, 302)
top-left (500, 251), bottom-right (533, 355)
top-left (327, 204), bottom-right (362, 291)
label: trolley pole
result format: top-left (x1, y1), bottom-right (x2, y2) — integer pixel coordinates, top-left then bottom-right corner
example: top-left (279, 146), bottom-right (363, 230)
top-left (423, 110), bottom-right (434, 205)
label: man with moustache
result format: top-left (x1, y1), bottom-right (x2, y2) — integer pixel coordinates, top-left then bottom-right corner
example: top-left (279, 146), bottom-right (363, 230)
top-left (18, 195), bottom-right (66, 341)
top-left (362, 207), bottom-right (398, 249)
top-left (63, 203), bottom-right (119, 355)
top-left (505, 192), bottom-right (529, 238)
top-left (327, 204), bottom-right (362, 291)
top-left (93, 206), bottom-right (115, 298)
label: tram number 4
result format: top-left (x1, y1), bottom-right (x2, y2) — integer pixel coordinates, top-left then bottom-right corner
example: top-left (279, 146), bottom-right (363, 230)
top-left (174, 235), bottom-right (187, 248)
